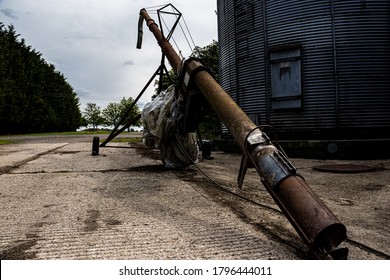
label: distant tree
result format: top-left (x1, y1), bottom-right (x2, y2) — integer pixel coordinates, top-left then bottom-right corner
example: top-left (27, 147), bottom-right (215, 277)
top-left (79, 116), bottom-right (88, 128)
top-left (0, 23), bottom-right (81, 134)
top-left (192, 40), bottom-right (219, 81)
top-left (117, 97), bottom-right (142, 127)
top-left (191, 40), bottom-right (220, 140)
top-left (152, 68), bottom-right (177, 99)
top-left (102, 97), bottom-right (141, 128)
top-left (83, 103), bottom-right (104, 130)
top-left (152, 40), bottom-right (219, 98)
top-left (150, 40), bottom-right (220, 139)
top-left (102, 102), bottom-right (121, 127)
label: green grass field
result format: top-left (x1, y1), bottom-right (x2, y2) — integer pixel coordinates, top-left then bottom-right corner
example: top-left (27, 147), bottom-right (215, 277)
top-left (0, 139), bottom-right (12, 145)
top-left (0, 130), bottom-right (143, 145)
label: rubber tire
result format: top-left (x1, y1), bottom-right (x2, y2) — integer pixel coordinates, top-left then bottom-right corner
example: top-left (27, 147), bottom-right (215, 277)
top-left (92, 136), bottom-right (100, 156)
top-left (201, 140), bottom-right (212, 159)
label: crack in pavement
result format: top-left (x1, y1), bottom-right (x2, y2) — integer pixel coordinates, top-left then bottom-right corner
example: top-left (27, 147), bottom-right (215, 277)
top-left (0, 143), bottom-right (69, 175)
top-left (10, 164), bottom-right (168, 175)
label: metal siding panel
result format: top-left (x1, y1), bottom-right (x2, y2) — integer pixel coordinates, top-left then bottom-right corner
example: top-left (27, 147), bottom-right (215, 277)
top-left (235, 0), bottom-right (267, 119)
top-left (218, 0), bottom-right (237, 105)
top-left (266, 1), bottom-right (335, 132)
top-left (334, 0), bottom-right (390, 128)
top-left (218, 0), bottom-right (238, 136)
top-left (217, 0), bottom-right (390, 139)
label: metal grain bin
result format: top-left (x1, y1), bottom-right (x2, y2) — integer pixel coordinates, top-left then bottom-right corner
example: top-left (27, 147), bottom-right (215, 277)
top-left (217, 0), bottom-right (390, 142)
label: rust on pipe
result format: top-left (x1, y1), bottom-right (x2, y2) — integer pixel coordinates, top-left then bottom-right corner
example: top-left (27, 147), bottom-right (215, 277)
top-left (192, 69), bottom-right (256, 150)
top-left (138, 8), bottom-right (347, 258)
top-left (276, 176), bottom-right (346, 254)
top-left (194, 68), bottom-right (347, 255)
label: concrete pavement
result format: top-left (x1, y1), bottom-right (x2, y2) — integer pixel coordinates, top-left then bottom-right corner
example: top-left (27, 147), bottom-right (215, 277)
top-left (0, 135), bottom-right (389, 259)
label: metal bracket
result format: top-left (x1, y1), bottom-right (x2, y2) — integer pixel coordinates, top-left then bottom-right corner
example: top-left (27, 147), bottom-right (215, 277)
top-left (176, 58), bottom-right (213, 135)
top-left (237, 154), bottom-right (248, 189)
top-left (238, 127), bottom-right (269, 189)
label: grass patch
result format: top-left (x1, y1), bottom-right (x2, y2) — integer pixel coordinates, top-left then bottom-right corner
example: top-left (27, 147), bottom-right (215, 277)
top-left (18, 130), bottom-right (112, 136)
top-left (10, 130), bottom-right (140, 137)
top-left (0, 139), bottom-right (13, 145)
top-left (0, 131), bottom-right (142, 145)
top-left (109, 137), bottom-right (143, 143)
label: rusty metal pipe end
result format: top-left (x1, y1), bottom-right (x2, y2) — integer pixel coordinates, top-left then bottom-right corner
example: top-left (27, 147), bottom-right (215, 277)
top-left (277, 176), bottom-right (348, 258)
top-left (248, 140), bottom-right (348, 258)
top-left (314, 223), bottom-right (347, 257)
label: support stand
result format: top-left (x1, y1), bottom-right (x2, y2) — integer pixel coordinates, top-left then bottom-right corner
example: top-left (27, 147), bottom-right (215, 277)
top-left (93, 54), bottom-right (172, 154)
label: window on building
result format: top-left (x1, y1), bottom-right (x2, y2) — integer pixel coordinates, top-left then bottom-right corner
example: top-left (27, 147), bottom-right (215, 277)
top-left (270, 47), bottom-right (302, 110)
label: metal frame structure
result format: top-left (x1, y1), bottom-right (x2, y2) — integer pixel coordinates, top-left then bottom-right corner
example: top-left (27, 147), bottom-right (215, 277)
top-left (137, 7), bottom-right (348, 259)
top-left (92, 4), bottom-right (349, 259)
top-left (95, 4), bottom-right (181, 150)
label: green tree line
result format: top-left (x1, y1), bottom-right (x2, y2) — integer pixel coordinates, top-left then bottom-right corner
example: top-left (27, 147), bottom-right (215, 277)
top-left (82, 97), bottom-right (141, 130)
top-left (0, 23), bottom-right (81, 134)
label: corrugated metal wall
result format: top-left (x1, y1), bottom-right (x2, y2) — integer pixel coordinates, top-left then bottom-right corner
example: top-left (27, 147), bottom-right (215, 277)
top-left (266, 1), bottom-right (336, 135)
top-left (217, 0), bottom-right (237, 136)
top-left (334, 0), bottom-right (390, 131)
top-left (218, 0), bottom-right (237, 102)
top-left (217, 0), bottom-right (390, 139)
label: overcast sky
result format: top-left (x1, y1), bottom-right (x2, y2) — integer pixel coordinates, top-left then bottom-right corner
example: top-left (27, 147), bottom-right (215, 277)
top-left (0, 0), bottom-right (218, 110)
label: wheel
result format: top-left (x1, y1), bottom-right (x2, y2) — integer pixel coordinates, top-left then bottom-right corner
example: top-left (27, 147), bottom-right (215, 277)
top-left (92, 136), bottom-right (100, 156)
top-left (201, 140), bottom-right (212, 159)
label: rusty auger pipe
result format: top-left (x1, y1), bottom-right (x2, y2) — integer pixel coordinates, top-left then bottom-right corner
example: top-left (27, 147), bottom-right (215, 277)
top-left (137, 8), bottom-right (348, 259)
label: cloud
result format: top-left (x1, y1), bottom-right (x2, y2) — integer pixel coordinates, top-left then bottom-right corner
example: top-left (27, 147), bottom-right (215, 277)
top-left (1, 8), bottom-right (18, 19)
top-left (75, 87), bottom-right (95, 98)
top-left (123, 60), bottom-right (135, 67)
top-left (66, 32), bottom-right (102, 41)
top-left (0, 0), bottom-right (217, 110)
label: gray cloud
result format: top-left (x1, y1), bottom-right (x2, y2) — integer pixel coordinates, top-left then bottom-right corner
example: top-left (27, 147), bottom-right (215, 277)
top-left (123, 60), bottom-right (135, 67)
top-left (0, 0), bottom-right (217, 110)
top-left (75, 87), bottom-right (94, 98)
top-left (1, 8), bottom-right (18, 19)
top-left (66, 31), bottom-right (102, 41)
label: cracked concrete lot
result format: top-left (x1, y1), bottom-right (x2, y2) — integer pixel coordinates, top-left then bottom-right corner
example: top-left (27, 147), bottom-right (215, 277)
top-left (0, 133), bottom-right (389, 260)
